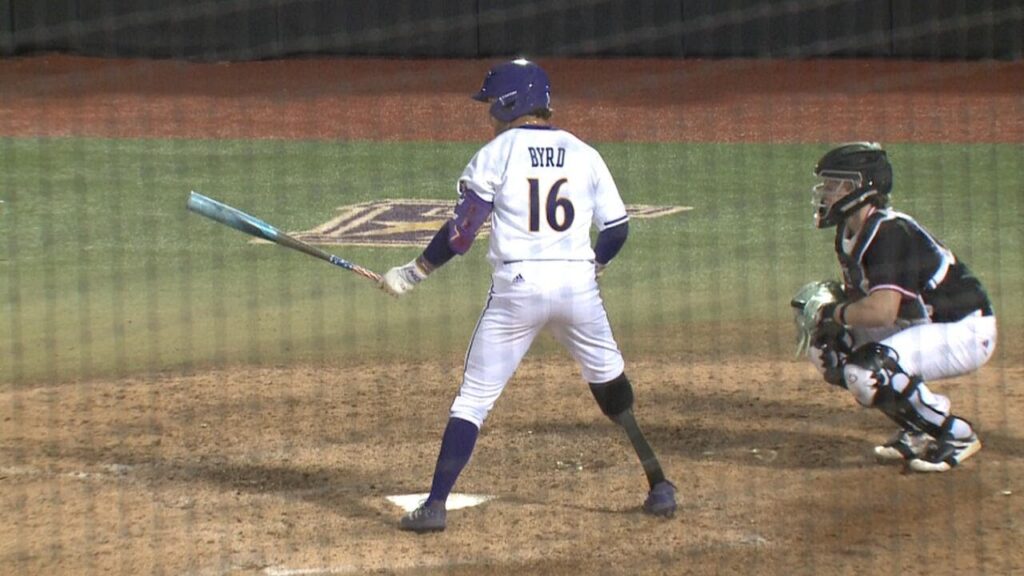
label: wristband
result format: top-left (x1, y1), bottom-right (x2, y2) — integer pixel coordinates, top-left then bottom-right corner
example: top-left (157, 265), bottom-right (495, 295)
top-left (413, 255), bottom-right (434, 277)
top-left (837, 302), bottom-right (849, 326)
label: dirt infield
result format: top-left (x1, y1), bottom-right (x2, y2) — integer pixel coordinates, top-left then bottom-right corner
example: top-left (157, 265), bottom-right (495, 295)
top-left (1, 56), bottom-right (1022, 142)
top-left (2, 56), bottom-right (1023, 575)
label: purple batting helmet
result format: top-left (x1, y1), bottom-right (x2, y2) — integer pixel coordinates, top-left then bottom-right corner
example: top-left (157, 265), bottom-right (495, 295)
top-left (472, 59), bottom-right (551, 123)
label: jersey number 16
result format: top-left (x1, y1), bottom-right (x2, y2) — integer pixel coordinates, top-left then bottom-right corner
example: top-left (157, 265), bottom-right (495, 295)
top-left (528, 178), bottom-right (575, 232)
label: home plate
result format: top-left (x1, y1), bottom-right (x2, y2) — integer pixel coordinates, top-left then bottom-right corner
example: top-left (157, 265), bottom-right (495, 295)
top-left (386, 493), bottom-right (496, 512)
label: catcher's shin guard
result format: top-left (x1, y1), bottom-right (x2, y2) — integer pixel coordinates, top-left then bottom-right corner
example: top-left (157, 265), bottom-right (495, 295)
top-left (872, 378), bottom-right (945, 438)
top-left (844, 344), bottom-right (947, 438)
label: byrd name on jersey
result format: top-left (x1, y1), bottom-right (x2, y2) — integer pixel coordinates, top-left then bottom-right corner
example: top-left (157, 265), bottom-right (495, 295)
top-left (528, 146), bottom-right (565, 167)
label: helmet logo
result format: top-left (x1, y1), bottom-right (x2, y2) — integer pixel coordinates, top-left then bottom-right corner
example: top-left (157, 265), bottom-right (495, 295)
top-left (497, 90), bottom-right (517, 107)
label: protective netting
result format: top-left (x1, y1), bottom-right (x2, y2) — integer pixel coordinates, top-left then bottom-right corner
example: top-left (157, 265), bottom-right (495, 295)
top-left (1, 2), bottom-right (1022, 575)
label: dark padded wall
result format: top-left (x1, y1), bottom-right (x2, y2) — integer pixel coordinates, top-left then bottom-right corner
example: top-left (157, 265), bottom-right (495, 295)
top-left (1, 0), bottom-right (1021, 60)
top-left (681, 0), bottom-right (891, 57)
top-left (9, 0), bottom-right (77, 53)
top-left (277, 0), bottom-right (477, 57)
top-left (0, 0), bottom-right (11, 54)
top-left (2, 0), bottom-right (478, 60)
top-left (892, 0), bottom-right (1023, 59)
top-left (71, 0), bottom-right (278, 60)
top-left (477, 0), bottom-right (683, 57)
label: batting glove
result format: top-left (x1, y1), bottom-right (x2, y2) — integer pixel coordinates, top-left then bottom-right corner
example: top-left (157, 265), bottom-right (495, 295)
top-left (380, 258), bottom-right (430, 297)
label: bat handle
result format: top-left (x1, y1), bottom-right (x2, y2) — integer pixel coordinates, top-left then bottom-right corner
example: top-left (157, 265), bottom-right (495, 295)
top-left (330, 255), bottom-right (382, 282)
top-left (353, 266), bottom-right (383, 283)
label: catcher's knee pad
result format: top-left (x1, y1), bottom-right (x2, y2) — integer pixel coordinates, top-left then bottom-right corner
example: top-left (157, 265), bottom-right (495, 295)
top-left (843, 344), bottom-right (951, 436)
top-left (589, 372), bottom-right (634, 420)
top-left (842, 343), bottom-right (905, 407)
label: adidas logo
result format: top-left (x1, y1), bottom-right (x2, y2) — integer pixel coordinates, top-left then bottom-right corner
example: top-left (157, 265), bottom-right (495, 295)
top-left (513, 273), bottom-right (525, 284)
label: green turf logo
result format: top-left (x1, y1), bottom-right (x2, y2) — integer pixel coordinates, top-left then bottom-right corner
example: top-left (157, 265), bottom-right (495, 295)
top-left (288, 200), bottom-right (691, 247)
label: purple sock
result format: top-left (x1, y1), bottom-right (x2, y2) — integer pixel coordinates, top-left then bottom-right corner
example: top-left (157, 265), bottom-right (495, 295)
top-left (425, 417), bottom-right (479, 505)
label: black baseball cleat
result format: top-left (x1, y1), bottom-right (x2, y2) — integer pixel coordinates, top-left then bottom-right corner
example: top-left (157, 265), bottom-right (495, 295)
top-left (399, 500), bottom-right (447, 533)
top-left (643, 481), bottom-right (677, 518)
top-left (908, 432), bottom-right (981, 473)
top-left (874, 429), bottom-right (933, 463)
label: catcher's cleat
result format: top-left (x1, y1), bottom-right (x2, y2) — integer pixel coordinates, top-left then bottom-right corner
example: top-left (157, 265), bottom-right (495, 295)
top-left (874, 429), bottom-right (933, 463)
top-left (643, 481), bottom-right (677, 518)
top-left (908, 433), bottom-right (981, 473)
top-left (399, 500), bottom-right (447, 533)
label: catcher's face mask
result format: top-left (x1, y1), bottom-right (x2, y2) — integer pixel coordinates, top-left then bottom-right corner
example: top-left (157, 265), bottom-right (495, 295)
top-left (811, 176), bottom-right (857, 228)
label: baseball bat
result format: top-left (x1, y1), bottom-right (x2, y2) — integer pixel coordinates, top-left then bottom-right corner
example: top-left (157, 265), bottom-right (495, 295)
top-left (186, 191), bottom-right (382, 283)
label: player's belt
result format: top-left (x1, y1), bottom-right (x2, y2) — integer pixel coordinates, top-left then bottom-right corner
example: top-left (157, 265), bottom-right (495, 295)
top-left (501, 259), bottom-right (592, 264)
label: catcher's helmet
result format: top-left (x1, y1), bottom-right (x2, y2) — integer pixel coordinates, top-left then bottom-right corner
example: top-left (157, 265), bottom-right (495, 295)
top-left (812, 142), bottom-right (892, 228)
top-left (472, 59), bottom-right (551, 123)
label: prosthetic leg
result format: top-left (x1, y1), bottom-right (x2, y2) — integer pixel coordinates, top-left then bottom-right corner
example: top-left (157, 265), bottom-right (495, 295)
top-left (590, 373), bottom-right (676, 516)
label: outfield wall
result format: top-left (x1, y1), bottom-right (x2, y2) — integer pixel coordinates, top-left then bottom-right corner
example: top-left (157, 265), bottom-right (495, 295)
top-left (1, 0), bottom-right (1021, 61)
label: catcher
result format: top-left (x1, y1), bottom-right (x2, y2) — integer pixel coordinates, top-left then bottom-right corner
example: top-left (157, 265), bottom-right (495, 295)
top-left (792, 142), bottom-right (996, 473)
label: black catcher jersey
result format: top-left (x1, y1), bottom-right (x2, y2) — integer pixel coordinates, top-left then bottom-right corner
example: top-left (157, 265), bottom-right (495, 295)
top-left (835, 209), bottom-right (992, 323)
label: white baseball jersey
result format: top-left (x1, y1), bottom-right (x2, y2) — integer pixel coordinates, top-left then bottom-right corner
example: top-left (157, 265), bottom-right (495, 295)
top-left (458, 125), bottom-right (628, 268)
top-left (449, 125), bottom-right (629, 427)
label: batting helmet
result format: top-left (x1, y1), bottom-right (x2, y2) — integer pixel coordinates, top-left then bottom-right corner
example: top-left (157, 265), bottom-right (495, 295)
top-left (812, 142), bottom-right (893, 228)
top-left (472, 59), bottom-right (551, 123)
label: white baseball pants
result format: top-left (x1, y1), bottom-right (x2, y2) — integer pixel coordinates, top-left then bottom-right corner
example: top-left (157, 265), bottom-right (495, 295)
top-left (450, 260), bottom-right (625, 427)
top-left (851, 311), bottom-right (997, 383)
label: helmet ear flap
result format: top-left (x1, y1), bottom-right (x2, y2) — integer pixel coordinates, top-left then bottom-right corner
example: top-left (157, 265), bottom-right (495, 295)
top-left (492, 90), bottom-right (518, 118)
top-left (871, 155), bottom-right (893, 198)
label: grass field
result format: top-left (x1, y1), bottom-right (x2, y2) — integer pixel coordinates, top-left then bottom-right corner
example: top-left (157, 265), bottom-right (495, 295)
top-left (2, 138), bottom-right (1022, 385)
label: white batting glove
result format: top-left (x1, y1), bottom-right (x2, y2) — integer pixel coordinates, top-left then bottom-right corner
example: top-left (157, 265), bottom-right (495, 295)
top-left (379, 258), bottom-right (430, 297)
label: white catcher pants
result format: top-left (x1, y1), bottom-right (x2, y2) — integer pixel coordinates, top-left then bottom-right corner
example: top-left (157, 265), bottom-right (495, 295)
top-left (842, 311), bottom-right (997, 427)
top-left (450, 260), bottom-right (625, 428)
top-left (850, 311), bottom-right (997, 383)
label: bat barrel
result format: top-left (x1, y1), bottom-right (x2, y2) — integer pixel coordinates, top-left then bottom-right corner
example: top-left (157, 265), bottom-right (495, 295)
top-left (187, 190), bottom-right (381, 284)
top-left (187, 191), bottom-right (280, 242)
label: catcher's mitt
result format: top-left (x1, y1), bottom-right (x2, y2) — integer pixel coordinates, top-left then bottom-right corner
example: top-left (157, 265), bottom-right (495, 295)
top-left (790, 280), bottom-right (846, 358)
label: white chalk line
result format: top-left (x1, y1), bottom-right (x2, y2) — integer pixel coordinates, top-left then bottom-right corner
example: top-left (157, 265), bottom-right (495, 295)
top-left (384, 492), bottom-right (496, 512)
top-left (264, 567), bottom-right (358, 576)
top-left (264, 556), bottom-right (479, 576)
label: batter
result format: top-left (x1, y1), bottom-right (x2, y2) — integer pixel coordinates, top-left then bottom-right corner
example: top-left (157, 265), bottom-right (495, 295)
top-left (379, 59), bottom-right (677, 532)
